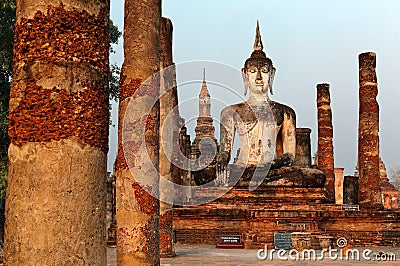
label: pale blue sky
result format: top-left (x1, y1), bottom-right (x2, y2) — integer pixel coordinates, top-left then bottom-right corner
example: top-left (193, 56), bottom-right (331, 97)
top-left (109, 0), bottom-right (400, 176)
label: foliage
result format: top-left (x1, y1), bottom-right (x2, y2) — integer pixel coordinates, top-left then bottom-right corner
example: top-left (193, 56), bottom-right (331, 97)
top-left (1, 0), bottom-right (15, 9)
top-left (109, 19), bottom-right (122, 54)
top-left (0, 0), bottom-right (15, 201)
top-left (109, 19), bottom-right (122, 101)
top-left (109, 63), bottom-right (121, 102)
top-left (0, 163), bottom-right (6, 200)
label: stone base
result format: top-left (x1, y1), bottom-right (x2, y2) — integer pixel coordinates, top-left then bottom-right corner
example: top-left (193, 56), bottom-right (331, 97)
top-left (174, 205), bottom-right (400, 249)
top-left (174, 186), bottom-right (400, 249)
top-left (175, 164), bottom-right (400, 249)
top-left (228, 165), bottom-right (326, 188)
top-left (189, 186), bottom-right (329, 206)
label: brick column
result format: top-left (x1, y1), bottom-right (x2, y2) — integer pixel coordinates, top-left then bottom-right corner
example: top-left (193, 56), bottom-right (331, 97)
top-left (317, 83), bottom-right (335, 202)
top-left (115, 0), bottom-right (161, 264)
top-left (293, 128), bottom-right (312, 168)
top-left (358, 52), bottom-right (383, 209)
top-left (171, 65), bottom-right (180, 205)
top-left (159, 17), bottom-right (176, 257)
top-left (5, 1), bottom-right (109, 264)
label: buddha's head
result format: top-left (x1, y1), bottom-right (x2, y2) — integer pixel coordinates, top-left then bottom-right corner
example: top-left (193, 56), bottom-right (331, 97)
top-left (242, 21), bottom-right (276, 96)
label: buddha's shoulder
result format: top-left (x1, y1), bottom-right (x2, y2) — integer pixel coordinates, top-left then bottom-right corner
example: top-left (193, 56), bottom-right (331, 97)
top-left (221, 102), bottom-right (251, 114)
top-left (269, 100), bottom-right (296, 119)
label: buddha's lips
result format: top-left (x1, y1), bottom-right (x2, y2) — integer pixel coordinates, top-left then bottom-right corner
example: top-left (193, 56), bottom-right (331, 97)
top-left (257, 84), bottom-right (266, 91)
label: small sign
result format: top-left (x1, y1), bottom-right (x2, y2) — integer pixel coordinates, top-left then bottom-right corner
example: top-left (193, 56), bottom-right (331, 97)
top-left (342, 204), bottom-right (360, 211)
top-left (220, 236), bottom-right (241, 244)
top-left (216, 235), bottom-right (244, 249)
top-left (274, 233), bottom-right (292, 250)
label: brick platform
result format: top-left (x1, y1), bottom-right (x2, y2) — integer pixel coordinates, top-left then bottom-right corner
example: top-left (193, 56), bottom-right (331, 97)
top-left (174, 187), bottom-right (400, 249)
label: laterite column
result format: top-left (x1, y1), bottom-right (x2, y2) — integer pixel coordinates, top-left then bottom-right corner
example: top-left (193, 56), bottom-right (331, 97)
top-left (5, 1), bottom-right (110, 264)
top-left (159, 17), bottom-right (176, 257)
top-left (317, 83), bottom-right (335, 202)
top-left (293, 128), bottom-right (312, 168)
top-left (115, 0), bottom-right (161, 265)
top-left (358, 52), bottom-right (382, 209)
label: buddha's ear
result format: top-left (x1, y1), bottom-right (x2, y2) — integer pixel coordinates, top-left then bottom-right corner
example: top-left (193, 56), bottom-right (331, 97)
top-left (242, 68), bottom-right (249, 96)
top-left (269, 67), bottom-right (276, 95)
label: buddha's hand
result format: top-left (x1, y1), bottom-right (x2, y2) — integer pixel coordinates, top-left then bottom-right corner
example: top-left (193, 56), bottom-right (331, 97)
top-left (219, 151), bottom-right (230, 169)
top-left (271, 153), bottom-right (294, 169)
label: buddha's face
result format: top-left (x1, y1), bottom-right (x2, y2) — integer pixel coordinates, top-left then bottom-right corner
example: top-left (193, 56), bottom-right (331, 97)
top-left (245, 61), bottom-right (270, 95)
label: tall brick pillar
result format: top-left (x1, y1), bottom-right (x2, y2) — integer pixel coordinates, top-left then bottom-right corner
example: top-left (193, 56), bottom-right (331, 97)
top-left (294, 128), bottom-right (312, 168)
top-left (358, 52), bottom-right (383, 209)
top-left (5, 1), bottom-right (110, 264)
top-left (171, 65), bottom-right (180, 203)
top-left (159, 17), bottom-right (176, 257)
top-left (115, 0), bottom-right (161, 264)
top-left (317, 83), bottom-right (335, 202)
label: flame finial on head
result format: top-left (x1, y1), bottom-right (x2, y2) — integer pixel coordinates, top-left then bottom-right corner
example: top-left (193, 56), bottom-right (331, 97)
top-left (253, 20), bottom-right (263, 51)
top-left (244, 21), bottom-right (271, 69)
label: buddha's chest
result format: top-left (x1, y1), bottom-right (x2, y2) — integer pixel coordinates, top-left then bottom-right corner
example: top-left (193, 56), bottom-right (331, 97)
top-left (235, 105), bottom-right (280, 135)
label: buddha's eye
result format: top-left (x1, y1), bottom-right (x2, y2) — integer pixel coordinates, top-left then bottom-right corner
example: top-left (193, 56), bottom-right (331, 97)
top-left (261, 66), bottom-right (269, 73)
top-left (248, 66), bottom-right (257, 73)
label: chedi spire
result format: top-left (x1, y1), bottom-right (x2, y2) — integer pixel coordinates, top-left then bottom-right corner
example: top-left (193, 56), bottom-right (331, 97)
top-left (199, 68), bottom-right (210, 97)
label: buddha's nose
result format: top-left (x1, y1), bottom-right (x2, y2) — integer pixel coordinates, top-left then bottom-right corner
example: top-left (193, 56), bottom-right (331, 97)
top-left (256, 70), bottom-right (262, 82)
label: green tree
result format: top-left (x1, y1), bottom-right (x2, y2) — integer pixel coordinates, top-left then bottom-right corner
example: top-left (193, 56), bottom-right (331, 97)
top-left (109, 19), bottom-right (122, 102)
top-left (0, 0), bottom-right (16, 202)
top-left (0, 1), bottom-right (121, 201)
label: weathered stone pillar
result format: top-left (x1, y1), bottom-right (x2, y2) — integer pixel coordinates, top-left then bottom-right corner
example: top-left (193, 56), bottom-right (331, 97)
top-left (334, 168), bottom-right (344, 204)
top-left (317, 83), bottom-right (335, 202)
top-left (115, 0), bottom-right (161, 264)
top-left (5, 1), bottom-right (109, 265)
top-left (159, 17), bottom-right (175, 257)
top-left (171, 75), bottom-right (180, 203)
top-left (358, 52), bottom-right (383, 209)
top-left (176, 121), bottom-right (192, 203)
top-left (343, 176), bottom-right (359, 205)
top-left (293, 128), bottom-right (312, 168)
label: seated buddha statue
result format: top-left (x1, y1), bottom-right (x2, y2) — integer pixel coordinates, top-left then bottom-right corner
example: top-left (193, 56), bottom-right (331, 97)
top-left (219, 21), bottom-right (296, 171)
top-left (219, 22), bottom-right (326, 189)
